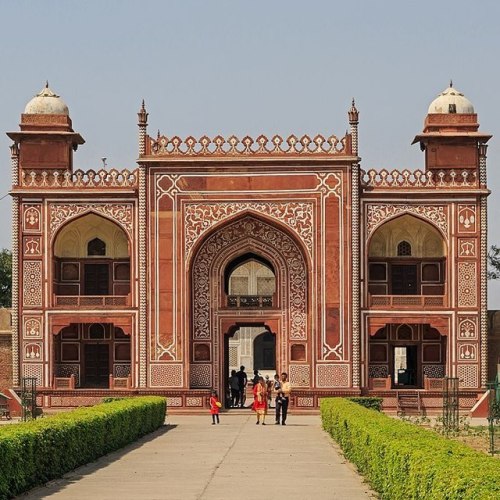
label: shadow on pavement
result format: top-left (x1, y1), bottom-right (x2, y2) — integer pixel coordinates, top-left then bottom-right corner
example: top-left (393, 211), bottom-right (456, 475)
top-left (18, 424), bottom-right (176, 499)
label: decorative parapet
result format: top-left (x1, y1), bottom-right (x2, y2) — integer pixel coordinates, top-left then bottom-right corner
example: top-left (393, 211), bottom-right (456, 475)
top-left (20, 168), bottom-right (138, 189)
top-left (361, 168), bottom-right (478, 189)
top-left (147, 133), bottom-right (351, 157)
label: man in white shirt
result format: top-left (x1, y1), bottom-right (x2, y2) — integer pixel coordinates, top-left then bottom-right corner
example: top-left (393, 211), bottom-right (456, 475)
top-left (275, 372), bottom-right (291, 425)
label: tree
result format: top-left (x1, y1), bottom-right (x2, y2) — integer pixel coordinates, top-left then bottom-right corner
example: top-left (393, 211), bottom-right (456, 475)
top-left (0, 249), bottom-right (12, 307)
top-left (488, 245), bottom-right (500, 280)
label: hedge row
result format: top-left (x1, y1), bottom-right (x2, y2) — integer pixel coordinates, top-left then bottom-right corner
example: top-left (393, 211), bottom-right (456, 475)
top-left (321, 398), bottom-right (500, 500)
top-left (0, 396), bottom-right (166, 499)
top-left (346, 396), bottom-right (383, 412)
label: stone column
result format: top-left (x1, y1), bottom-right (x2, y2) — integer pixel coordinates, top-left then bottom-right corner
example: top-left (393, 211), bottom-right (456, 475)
top-left (479, 143), bottom-right (488, 387)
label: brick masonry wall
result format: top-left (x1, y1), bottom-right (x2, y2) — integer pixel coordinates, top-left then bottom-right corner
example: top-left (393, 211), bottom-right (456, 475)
top-left (0, 308), bottom-right (12, 389)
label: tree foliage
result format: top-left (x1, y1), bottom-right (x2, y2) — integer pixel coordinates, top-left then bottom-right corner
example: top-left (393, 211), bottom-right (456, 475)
top-left (0, 248), bottom-right (11, 307)
top-left (488, 245), bottom-right (500, 280)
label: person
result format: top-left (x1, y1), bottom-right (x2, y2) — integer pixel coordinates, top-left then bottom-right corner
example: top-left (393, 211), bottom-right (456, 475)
top-left (252, 369), bottom-right (260, 387)
top-left (272, 373), bottom-right (280, 412)
top-left (265, 375), bottom-right (273, 408)
top-left (275, 372), bottom-right (291, 425)
top-left (253, 377), bottom-right (267, 425)
top-left (229, 369), bottom-right (240, 408)
top-left (236, 366), bottom-right (247, 408)
top-left (209, 390), bottom-right (221, 425)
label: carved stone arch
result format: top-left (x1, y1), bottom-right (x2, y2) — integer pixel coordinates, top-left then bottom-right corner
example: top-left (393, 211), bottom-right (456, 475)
top-left (366, 206), bottom-right (448, 241)
top-left (190, 215), bottom-right (309, 389)
top-left (49, 204), bottom-right (134, 243)
top-left (367, 212), bottom-right (448, 257)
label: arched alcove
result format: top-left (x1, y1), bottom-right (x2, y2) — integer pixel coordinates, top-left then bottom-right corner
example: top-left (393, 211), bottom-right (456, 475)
top-left (368, 214), bottom-right (446, 296)
top-left (53, 213), bottom-right (131, 301)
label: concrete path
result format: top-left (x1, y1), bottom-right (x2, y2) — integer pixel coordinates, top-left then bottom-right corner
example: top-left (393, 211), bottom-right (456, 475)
top-left (21, 414), bottom-right (376, 500)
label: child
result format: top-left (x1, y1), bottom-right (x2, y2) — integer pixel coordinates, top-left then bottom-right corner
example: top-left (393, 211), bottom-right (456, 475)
top-left (209, 390), bottom-right (221, 424)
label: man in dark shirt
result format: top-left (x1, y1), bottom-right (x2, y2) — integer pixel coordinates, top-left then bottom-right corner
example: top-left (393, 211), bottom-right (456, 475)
top-left (236, 365), bottom-right (247, 408)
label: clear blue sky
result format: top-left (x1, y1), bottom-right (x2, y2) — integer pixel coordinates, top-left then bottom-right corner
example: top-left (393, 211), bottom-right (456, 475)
top-left (1, 0), bottom-right (500, 305)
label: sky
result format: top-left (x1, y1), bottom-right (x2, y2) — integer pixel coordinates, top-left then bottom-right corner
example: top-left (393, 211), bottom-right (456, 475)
top-left (1, 0), bottom-right (500, 304)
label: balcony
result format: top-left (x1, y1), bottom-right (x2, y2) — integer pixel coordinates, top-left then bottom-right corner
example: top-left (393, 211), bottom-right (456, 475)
top-left (227, 295), bottom-right (273, 308)
top-left (368, 295), bottom-right (445, 309)
top-left (54, 295), bottom-right (131, 308)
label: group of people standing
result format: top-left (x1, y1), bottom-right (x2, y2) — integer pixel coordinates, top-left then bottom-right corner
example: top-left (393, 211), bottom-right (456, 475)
top-left (252, 371), bottom-right (291, 425)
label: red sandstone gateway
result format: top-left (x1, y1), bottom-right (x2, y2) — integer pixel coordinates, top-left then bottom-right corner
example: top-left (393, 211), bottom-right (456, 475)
top-left (6, 83), bottom-right (491, 413)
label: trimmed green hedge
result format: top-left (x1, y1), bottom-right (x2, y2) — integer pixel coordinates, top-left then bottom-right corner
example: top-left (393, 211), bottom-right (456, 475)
top-left (0, 396), bottom-right (166, 499)
top-left (346, 396), bottom-right (383, 412)
top-left (321, 398), bottom-right (500, 500)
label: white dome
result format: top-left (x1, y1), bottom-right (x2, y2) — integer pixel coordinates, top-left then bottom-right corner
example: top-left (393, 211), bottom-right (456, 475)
top-left (24, 83), bottom-right (69, 115)
top-left (427, 84), bottom-right (474, 114)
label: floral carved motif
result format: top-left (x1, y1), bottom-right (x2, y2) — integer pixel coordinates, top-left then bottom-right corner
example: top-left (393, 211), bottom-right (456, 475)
top-left (24, 236), bottom-right (41, 256)
top-left (366, 204), bottom-right (447, 237)
top-left (23, 316), bottom-right (42, 338)
top-left (192, 217), bottom-right (307, 340)
top-left (458, 317), bottom-right (477, 339)
top-left (49, 203), bottom-right (133, 239)
top-left (457, 205), bottom-right (476, 233)
top-left (23, 205), bottom-right (41, 232)
top-left (459, 238), bottom-right (476, 257)
top-left (184, 201), bottom-right (313, 257)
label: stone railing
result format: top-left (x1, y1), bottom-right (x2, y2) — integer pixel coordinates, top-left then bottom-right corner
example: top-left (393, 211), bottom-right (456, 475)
top-left (361, 168), bottom-right (478, 189)
top-left (54, 295), bottom-right (130, 307)
top-left (148, 133), bottom-right (350, 157)
top-left (369, 295), bottom-right (445, 308)
top-left (20, 168), bottom-right (138, 189)
top-left (227, 295), bottom-right (273, 308)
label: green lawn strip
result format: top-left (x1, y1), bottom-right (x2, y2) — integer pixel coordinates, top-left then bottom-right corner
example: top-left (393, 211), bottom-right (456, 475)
top-left (321, 398), bottom-right (500, 500)
top-left (0, 396), bottom-right (166, 499)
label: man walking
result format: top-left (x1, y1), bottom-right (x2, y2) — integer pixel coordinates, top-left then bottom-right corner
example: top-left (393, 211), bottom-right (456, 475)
top-left (275, 372), bottom-right (291, 425)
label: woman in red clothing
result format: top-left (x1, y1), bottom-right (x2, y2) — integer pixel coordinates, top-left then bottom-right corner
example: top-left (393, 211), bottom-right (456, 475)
top-left (209, 390), bottom-right (221, 425)
top-left (253, 377), bottom-right (267, 425)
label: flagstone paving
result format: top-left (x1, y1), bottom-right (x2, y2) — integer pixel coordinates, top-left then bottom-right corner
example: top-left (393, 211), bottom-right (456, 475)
top-left (21, 414), bottom-right (376, 500)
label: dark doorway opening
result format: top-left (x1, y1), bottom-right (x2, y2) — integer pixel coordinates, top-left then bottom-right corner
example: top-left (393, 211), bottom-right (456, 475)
top-left (84, 344), bottom-right (109, 387)
top-left (84, 264), bottom-right (109, 295)
top-left (393, 345), bottom-right (418, 387)
top-left (253, 331), bottom-right (276, 370)
top-left (391, 264), bottom-right (417, 295)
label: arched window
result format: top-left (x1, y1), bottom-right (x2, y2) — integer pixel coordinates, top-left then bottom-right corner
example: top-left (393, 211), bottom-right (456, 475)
top-left (88, 238), bottom-right (106, 256)
top-left (397, 240), bottom-right (412, 256)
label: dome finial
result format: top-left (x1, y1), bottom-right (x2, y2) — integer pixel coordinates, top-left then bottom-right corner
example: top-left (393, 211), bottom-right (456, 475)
top-left (45, 80), bottom-right (49, 89)
top-left (450, 79), bottom-right (453, 88)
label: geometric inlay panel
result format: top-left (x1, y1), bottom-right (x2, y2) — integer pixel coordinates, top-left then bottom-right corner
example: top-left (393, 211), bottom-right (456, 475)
top-left (23, 261), bottom-right (42, 307)
top-left (296, 397), bottom-right (314, 407)
top-left (166, 397), bottom-right (182, 407)
top-left (186, 397), bottom-right (203, 407)
top-left (422, 365), bottom-right (445, 378)
top-left (368, 365), bottom-right (389, 378)
top-left (457, 262), bottom-right (477, 307)
top-left (55, 364), bottom-right (80, 386)
top-left (457, 364), bottom-right (479, 389)
top-left (189, 364), bottom-right (212, 388)
top-left (288, 364), bottom-right (310, 387)
top-left (316, 364), bottom-right (350, 388)
top-left (150, 364), bottom-right (183, 387)
top-left (23, 363), bottom-right (43, 387)
top-left (114, 364), bottom-right (131, 378)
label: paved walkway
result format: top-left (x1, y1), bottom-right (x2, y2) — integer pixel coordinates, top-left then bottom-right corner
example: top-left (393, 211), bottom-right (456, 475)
top-left (21, 414), bottom-right (375, 500)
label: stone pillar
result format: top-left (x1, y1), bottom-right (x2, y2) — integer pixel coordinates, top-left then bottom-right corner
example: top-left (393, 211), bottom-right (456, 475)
top-left (10, 143), bottom-right (20, 386)
top-left (349, 100), bottom-right (361, 387)
top-left (479, 143), bottom-right (488, 387)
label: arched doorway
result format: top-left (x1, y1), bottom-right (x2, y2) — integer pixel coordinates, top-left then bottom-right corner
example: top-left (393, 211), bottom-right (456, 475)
top-left (189, 215), bottom-right (309, 400)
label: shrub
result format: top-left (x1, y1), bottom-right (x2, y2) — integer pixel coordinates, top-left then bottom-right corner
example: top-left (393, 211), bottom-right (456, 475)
top-left (321, 398), bottom-right (500, 500)
top-left (346, 396), bottom-right (383, 412)
top-left (0, 396), bottom-right (166, 499)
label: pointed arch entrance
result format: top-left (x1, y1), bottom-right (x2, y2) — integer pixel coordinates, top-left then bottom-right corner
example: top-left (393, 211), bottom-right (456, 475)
top-left (189, 215), bottom-right (309, 400)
